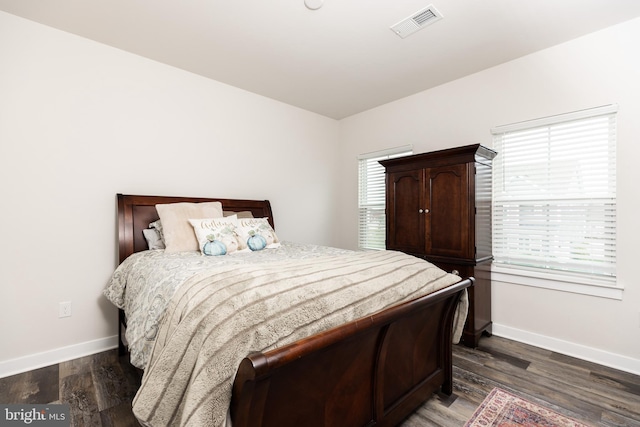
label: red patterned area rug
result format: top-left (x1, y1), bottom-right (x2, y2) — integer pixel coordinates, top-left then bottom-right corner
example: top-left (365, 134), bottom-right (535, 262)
top-left (465, 388), bottom-right (591, 427)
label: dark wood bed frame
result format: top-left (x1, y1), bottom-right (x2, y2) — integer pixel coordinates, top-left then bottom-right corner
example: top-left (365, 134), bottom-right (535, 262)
top-left (116, 193), bottom-right (473, 427)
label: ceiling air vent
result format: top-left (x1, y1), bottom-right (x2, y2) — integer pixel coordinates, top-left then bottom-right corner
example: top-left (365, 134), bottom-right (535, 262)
top-left (390, 5), bottom-right (443, 39)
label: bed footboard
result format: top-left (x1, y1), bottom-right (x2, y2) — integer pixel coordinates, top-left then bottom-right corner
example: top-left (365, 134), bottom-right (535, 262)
top-left (230, 278), bottom-right (473, 427)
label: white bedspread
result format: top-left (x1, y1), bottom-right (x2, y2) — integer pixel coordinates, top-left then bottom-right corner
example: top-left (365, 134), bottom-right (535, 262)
top-left (104, 243), bottom-right (466, 427)
top-left (104, 242), bottom-right (352, 368)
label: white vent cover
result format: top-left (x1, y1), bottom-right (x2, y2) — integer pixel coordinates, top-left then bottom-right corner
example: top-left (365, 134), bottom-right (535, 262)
top-left (390, 5), bottom-right (443, 39)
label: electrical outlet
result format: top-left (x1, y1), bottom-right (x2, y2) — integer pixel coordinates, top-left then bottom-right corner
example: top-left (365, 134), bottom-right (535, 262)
top-left (59, 301), bottom-right (72, 318)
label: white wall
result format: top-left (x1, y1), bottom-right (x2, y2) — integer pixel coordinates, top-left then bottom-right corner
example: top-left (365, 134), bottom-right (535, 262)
top-left (0, 11), bottom-right (340, 375)
top-left (336, 18), bottom-right (640, 373)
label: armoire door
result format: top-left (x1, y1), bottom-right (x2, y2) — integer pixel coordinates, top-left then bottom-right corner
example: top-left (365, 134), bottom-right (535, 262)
top-left (425, 164), bottom-right (472, 259)
top-left (385, 169), bottom-right (425, 254)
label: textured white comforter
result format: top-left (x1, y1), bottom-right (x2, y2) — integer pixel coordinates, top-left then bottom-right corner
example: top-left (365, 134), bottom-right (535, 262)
top-left (104, 242), bottom-right (352, 368)
top-left (104, 243), bottom-right (465, 427)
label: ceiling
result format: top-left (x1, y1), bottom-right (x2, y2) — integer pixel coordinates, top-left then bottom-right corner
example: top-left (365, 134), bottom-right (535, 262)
top-left (2, 1), bottom-right (640, 119)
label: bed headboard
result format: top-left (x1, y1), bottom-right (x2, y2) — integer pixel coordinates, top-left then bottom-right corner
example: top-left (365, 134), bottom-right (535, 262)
top-left (117, 194), bottom-right (275, 264)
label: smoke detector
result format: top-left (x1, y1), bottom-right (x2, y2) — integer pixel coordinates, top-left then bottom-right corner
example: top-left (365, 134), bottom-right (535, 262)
top-left (390, 5), bottom-right (443, 39)
top-left (304, 0), bottom-right (324, 10)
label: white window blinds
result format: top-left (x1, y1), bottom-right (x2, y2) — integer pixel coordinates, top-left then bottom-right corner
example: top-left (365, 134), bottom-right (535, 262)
top-left (358, 146), bottom-right (412, 250)
top-left (491, 105), bottom-right (617, 282)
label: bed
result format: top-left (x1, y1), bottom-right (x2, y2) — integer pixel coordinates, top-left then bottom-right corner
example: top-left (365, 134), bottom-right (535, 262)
top-left (105, 193), bottom-right (473, 427)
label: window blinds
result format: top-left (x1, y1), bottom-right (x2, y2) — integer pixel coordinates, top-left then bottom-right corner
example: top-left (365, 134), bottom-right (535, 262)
top-left (491, 105), bottom-right (617, 281)
top-left (358, 146), bottom-right (412, 250)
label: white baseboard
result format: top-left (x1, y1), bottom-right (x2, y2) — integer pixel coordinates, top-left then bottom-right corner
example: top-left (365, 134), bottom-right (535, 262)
top-left (0, 336), bottom-right (119, 379)
top-left (492, 323), bottom-right (640, 376)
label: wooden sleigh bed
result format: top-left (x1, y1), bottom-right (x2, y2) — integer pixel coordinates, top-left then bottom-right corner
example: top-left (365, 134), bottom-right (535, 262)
top-left (113, 193), bottom-right (473, 427)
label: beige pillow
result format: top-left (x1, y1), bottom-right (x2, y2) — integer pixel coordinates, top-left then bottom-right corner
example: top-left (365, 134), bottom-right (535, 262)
top-left (156, 202), bottom-right (223, 252)
top-left (223, 210), bottom-right (254, 219)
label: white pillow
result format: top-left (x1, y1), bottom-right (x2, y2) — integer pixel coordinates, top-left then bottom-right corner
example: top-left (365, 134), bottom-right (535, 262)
top-left (156, 202), bottom-right (223, 252)
top-left (188, 216), bottom-right (241, 256)
top-left (148, 220), bottom-right (165, 245)
top-left (235, 217), bottom-right (280, 252)
top-left (142, 228), bottom-right (165, 250)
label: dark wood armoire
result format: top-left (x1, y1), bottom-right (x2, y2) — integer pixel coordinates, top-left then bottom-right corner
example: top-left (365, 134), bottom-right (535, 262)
top-left (380, 144), bottom-right (497, 347)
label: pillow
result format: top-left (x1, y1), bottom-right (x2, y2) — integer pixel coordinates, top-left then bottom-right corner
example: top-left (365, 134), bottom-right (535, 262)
top-left (223, 210), bottom-right (254, 219)
top-left (149, 220), bottom-right (165, 244)
top-left (156, 202), bottom-right (224, 252)
top-left (142, 228), bottom-right (165, 250)
top-left (188, 216), bottom-right (240, 256)
top-left (235, 217), bottom-right (280, 252)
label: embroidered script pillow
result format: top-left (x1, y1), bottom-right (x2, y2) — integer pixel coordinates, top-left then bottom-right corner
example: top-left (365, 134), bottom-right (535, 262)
top-left (189, 216), bottom-right (241, 256)
top-left (235, 217), bottom-right (280, 252)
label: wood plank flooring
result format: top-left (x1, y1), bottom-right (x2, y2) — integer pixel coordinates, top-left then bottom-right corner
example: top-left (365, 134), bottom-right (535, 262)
top-left (1, 335), bottom-right (638, 426)
top-left (403, 337), bottom-right (640, 426)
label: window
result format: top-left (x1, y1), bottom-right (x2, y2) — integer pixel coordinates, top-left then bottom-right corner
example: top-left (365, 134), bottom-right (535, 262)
top-left (491, 105), bottom-right (618, 296)
top-left (358, 145), bottom-right (412, 250)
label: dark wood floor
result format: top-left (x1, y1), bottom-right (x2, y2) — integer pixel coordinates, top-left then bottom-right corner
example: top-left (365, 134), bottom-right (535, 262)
top-left (403, 336), bottom-right (640, 427)
top-left (1, 335), bottom-right (639, 426)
